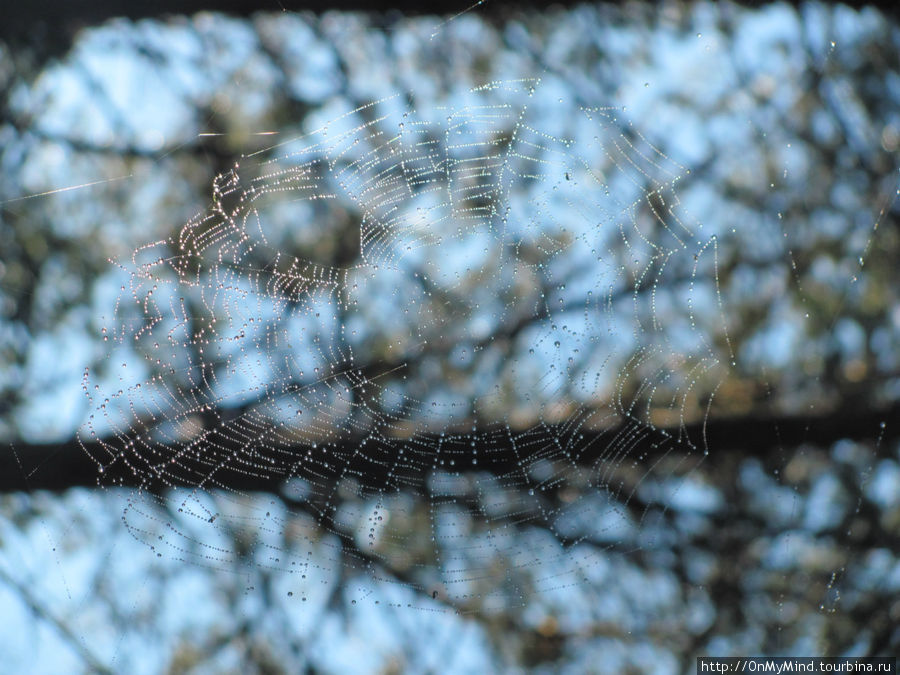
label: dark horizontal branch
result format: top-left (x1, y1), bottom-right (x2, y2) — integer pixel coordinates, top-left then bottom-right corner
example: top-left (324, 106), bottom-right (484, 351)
top-left (0, 0), bottom-right (555, 49)
top-left (4, 1), bottom-right (898, 56)
top-left (4, 399), bottom-right (898, 494)
top-left (6, 0), bottom-right (899, 25)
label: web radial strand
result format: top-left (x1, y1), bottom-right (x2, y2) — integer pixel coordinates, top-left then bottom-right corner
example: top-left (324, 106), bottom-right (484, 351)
top-left (81, 79), bottom-right (730, 605)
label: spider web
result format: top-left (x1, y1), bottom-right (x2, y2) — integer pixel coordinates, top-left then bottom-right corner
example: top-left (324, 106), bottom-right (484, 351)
top-left (80, 76), bottom-right (732, 607)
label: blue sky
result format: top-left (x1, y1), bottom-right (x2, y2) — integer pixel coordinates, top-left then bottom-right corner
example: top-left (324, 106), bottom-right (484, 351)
top-left (1, 3), bottom-right (899, 672)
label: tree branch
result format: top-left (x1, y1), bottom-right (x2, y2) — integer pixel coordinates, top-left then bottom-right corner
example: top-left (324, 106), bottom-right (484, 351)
top-left (0, 564), bottom-right (114, 674)
top-left (4, 399), bottom-right (897, 494)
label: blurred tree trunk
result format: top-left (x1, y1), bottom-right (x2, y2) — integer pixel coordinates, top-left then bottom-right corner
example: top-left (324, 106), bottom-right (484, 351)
top-left (4, 399), bottom-right (898, 493)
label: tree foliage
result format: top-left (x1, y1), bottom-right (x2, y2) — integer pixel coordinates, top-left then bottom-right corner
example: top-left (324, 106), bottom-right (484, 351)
top-left (1, 3), bottom-right (899, 672)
